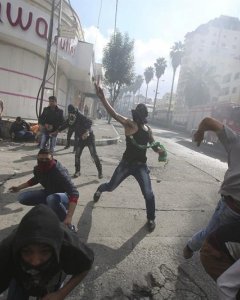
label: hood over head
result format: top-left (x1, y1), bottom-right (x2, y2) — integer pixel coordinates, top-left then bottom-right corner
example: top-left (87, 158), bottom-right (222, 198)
top-left (13, 205), bottom-right (64, 262)
top-left (68, 104), bottom-right (76, 113)
top-left (131, 103), bottom-right (148, 124)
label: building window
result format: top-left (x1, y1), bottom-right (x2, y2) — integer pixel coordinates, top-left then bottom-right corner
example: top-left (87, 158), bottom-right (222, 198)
top-left (220, 87), bottom-right (230, 96)
top-left (232, 87), bottom-right (237, 94)
top-left (222, 43), bottom-right (226, 47)
top-left (234, 72), bottom-right (240, 80)
top-left (212, 41), bottom-right (216, 46)
top-left (222, 73), bottom-right (232, 83)
top-left (232, 45), bottom-right (237, 49)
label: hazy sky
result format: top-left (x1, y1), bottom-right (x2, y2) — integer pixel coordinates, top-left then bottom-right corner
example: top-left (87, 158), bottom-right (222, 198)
top-left (71, 0), bottom-right (240, 98)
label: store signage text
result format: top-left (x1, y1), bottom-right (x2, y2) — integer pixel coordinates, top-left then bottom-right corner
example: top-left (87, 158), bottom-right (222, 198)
top-left (0, 2), bottom-right (76, 55)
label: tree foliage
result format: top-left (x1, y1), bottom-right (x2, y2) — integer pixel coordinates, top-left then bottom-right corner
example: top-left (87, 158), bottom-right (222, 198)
top-left (144, 66), bottom-right (154, 101)
top-left (167, 41), bottom-right (184, 124)
top-left (152, 57), bottom-right (167, 119)
top-left (170, 41), bottom-right (184, 71)
top-left (102, 31), bottom-right (135, 107)
top-left (183, 63), bottom-right (219, 108)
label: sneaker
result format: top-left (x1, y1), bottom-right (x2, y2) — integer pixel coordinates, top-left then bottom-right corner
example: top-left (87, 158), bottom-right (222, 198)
top-left (147, 219), bottom-right (156, 232)
top-left (93, 191), bottom-right (101, 202)
top-left (183, 244), bottom-right (194, 259)
top-left (98, 172), bottom-right (103, 179)
top-left (73, 171), bottom-right (81, 178)
top-left (64, 145), bottom-right (70, 149)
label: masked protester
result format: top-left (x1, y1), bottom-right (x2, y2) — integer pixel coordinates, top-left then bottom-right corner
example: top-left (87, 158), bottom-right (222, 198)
top-left (58, 104), bottom-right (103, 179)
top-left (9, 149), bottom-right (79, 227)
top-left (94, 84), bottom-right (165, 232)
top-left (0, 205), bottom-right (94, 300)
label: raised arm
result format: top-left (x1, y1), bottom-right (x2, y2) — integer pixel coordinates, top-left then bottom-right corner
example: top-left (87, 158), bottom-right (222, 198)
top-left (95, 84), bottom-right (133, 128)
top-left (194, 117), bottom-right (223, 146)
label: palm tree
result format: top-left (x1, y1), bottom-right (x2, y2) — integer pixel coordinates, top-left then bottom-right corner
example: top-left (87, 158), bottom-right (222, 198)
top-left (167, 41), bottom-right (184, 124)
top-left (152, 57), bottom-right (167, 120)
top-left (144, 67), bottom-right (154, 103)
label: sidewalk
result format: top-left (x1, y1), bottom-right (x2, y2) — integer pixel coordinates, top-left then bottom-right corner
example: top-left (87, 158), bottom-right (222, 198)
top-left (0, 118), bottom-right (120, 146)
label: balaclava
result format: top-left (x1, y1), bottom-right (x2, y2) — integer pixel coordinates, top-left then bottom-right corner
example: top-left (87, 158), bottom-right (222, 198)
top-left (68, 104), bottom-right (77, 126)
top-left (131, 103), bottom-right (148, 124)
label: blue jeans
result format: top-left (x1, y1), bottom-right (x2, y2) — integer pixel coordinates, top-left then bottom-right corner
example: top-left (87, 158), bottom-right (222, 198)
top-left (15, 130), bottom-right (34, 141)
top-left (40, 128), bottom-right (57, 153)
top-left (18, 190), bottom-right (69, 221)
top-left (188, 197), bottom-right (240, 251)
top-left (97, 160), bottom-right (155, 220)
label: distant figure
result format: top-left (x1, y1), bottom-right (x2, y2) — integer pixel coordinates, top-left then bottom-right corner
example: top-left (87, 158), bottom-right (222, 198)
top-left (0, 205), bottom-right (94, 299)
top-left (9, 117), bottom-right (34, 141)
top-left (39, 96), bottom-right (64, 153)
top-left (84, 105), bottom-right (89, 117)
top-left (97, 108), bottom-right (102, 119)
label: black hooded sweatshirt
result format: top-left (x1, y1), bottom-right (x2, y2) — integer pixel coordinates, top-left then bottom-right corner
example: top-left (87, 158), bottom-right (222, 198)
top-left (0, 205), bottom-right (94, 297)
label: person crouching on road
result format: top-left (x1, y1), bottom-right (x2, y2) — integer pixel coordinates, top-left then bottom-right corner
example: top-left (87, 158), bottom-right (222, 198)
top-left (9, 149), bottom-right (79, 227)
top-left (0, 205), bottom-right (94, 300)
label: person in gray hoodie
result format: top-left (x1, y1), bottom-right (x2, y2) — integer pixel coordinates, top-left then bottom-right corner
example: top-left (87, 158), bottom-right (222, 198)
top-left (0, 204), bottom-right (94, 299)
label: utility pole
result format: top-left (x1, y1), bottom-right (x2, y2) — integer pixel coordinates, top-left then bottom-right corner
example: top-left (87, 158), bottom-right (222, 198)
top-left (53, 0), bottom-right (63, 96)
top-left (39, 0), bottom-right (55, 117)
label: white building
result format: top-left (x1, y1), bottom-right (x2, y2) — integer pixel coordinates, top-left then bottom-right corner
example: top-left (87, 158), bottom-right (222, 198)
top-left (176, 15), bottom-right (240, 107)
top-left (0, 0), bottom-right (98, 120)
top-left (173, 15), bottom-right (240, 127)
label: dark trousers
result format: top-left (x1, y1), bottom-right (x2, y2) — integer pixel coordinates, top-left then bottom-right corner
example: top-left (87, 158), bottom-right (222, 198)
top-left (97, 160), bottom-right (155, 220)
top-left (66, 126), bottom-right (77, 149)
top-left (75, 132), bottom-right (102, 174)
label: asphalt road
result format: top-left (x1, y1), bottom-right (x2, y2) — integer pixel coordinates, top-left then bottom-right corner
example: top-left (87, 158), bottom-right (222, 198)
top-left (0, 125), bottom-right (228, 299)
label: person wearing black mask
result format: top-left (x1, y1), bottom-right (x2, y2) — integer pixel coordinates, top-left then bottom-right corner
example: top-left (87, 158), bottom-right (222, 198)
top-left (58, 104), bottom-right (103, 179)
top-left (9, 149), bottom-right (79, 227)
top-left (0, 205), bottom-right (94, 300)
top-left (94, 84), bottom-right (166, 232)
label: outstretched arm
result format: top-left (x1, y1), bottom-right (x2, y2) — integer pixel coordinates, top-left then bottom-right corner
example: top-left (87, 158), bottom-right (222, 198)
top-left (194, 117), bottom-right (223, 146)
top-left (95, 84), bottom-right (134, 128)
top-left (9, 182), bottom-right (29, 193)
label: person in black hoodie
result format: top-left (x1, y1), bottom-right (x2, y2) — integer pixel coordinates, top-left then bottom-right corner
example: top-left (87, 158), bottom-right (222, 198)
top-left (0, 205), bottom-right (94, 300)
top-left (9, 149), bottom-right (79, 227)
top-left (58, 104), bottom-right (102, 179)
top-left (94, 84), bottom-right (165, 232)
top-left (39, 96), bottom-right (64, 153)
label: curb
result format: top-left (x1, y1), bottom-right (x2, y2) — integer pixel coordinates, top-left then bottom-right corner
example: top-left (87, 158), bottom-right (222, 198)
top-left (57, 124), bottom-right (120, 147)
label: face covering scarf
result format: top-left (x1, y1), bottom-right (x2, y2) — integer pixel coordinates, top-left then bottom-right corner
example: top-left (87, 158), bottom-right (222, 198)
top-left (37, 160), bottom-right (56, 172)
